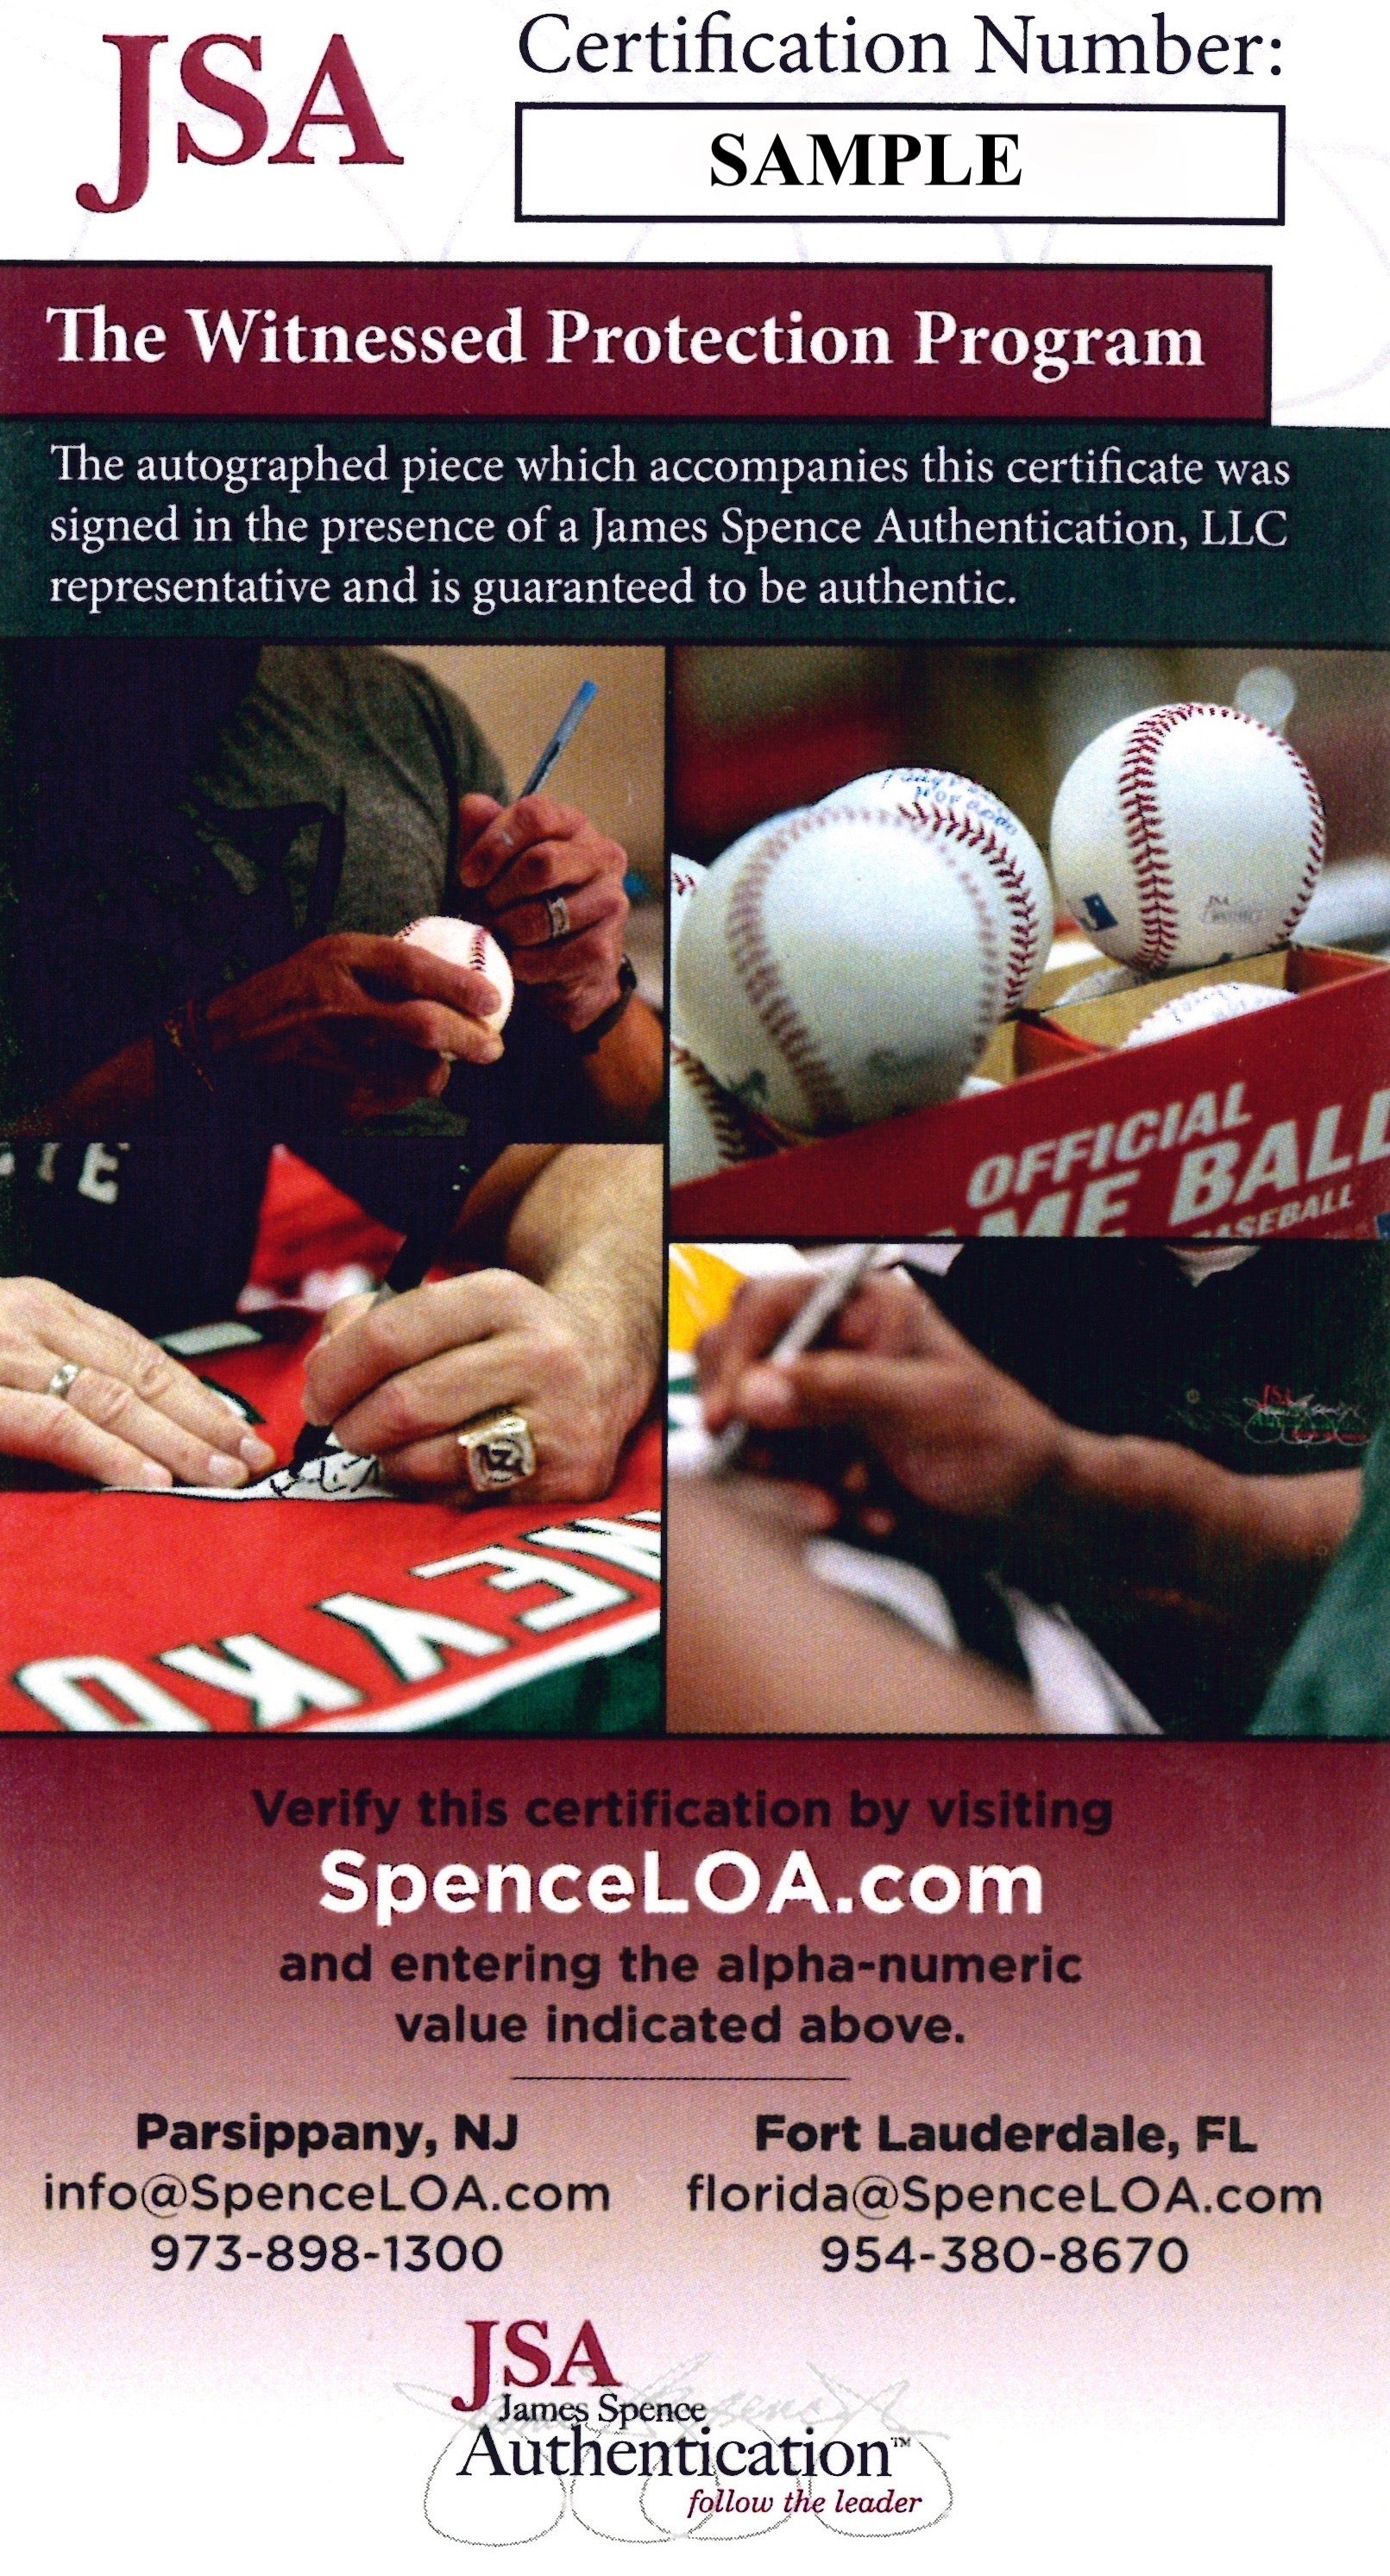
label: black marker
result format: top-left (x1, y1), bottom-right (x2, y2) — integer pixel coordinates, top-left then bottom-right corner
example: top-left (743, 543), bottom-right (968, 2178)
top-left (289, 1159), bottom-right (473, 1471)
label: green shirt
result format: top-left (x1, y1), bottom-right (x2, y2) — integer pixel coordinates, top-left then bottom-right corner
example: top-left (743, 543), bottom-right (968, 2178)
top-left (1253, 1423), bottom-right (1390, 1736)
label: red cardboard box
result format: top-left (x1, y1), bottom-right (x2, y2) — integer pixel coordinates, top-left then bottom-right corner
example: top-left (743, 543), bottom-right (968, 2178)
top-left (670, 947), bottom-right (1390, 1241)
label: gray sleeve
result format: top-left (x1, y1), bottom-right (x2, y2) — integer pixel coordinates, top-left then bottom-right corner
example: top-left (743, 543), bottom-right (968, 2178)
top-left (386, 656), bottom-right (509, 810)
top-left (197, 647), bottom-right (511, 937)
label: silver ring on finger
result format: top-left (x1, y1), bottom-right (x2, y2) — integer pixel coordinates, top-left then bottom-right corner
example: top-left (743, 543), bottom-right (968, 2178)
top-left (46, 1361), bottom-right (82, 1402)
top-left (544, 893), bottom-right (571, 943)
top-left (456, 1407), bottom-right (538, 1495)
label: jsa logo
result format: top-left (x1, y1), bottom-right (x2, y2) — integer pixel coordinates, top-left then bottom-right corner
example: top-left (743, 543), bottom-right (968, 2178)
top-left (451, 2319), bottom-right (620, 2416)
top-left (79, 33), bottom-right (402, 215)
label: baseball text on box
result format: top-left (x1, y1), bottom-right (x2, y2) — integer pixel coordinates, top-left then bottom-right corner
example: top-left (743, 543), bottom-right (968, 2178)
top-left (671, 949), bottom-right (1390, 1241)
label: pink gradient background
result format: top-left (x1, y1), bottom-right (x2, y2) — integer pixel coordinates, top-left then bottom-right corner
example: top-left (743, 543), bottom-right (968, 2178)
top-left (1, 1739), bottom-right (1385, 2570)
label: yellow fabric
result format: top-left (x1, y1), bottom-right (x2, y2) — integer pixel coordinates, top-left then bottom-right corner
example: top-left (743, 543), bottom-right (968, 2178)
top-left (668, 1241), bottom-right (808, 1349)
top-left (668, 1244), bottom-right (749, 1352)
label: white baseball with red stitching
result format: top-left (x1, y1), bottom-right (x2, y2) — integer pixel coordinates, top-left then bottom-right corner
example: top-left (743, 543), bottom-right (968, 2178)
top-left (670, 852), bottom-right (707, 929)
top-left (1124, 979), bottom-right (1292, 1048)
top-left (397, 915), bottom-right (514, 1030)
top-left (672, 803), bottom-right (1008, 1134)
top-left (1051, 703), bottom-right (1325, 974)
top-left (670, 1041), bottom-right (783, 1184)
top-left (669, 854), bottom-right (707, 1043)
top-left (821, 767), bottom-right (1054, 1007)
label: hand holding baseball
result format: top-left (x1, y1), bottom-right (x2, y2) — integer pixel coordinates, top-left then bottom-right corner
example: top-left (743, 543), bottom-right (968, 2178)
top-left (456, 793), bottom-right (630, 1034)
top-left (0, 1279), bottom-right (277, 1488)
top-left (204, 933), bottom-right (506, 1121)
top-left (397, 917), bottom-right (514, 1037)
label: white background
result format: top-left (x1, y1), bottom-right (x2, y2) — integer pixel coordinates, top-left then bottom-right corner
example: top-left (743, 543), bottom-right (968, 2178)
top-left (0, 0), bottom-right (1387, 419)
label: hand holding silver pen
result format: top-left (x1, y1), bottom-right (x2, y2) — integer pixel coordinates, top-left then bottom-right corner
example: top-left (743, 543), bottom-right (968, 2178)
top-left (706, 1243), bottom-right (899, 1474)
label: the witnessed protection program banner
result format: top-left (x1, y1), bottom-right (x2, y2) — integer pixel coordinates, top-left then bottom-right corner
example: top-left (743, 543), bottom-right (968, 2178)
top-left (1, 3), bottom-right (1387, 2571)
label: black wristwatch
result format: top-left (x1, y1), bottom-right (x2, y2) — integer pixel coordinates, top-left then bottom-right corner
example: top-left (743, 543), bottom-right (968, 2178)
top-left (573, 953), bottom-right (638, 1055)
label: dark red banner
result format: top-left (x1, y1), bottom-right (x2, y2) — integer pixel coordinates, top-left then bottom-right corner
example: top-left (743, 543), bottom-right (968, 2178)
top-left (0, 263), bottom-right (1268, 418)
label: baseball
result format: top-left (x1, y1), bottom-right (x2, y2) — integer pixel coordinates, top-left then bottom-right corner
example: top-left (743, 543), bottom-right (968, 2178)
top-left (670, 852), bottom-right (707, 933)
top-left (669, 854), bottom-right (707, 1043)
top-left (1124, 980), bottom-right (1292, 1049)
top-left (396, 915), bottom-right (513, 1032)
top-left (672, 803), bottom-right (1009, 1133)
top-left (1050, 702), bottom-right (1324, 973)
top-left (821, 766), bottom-right (1054, 1006)
top-left (670, 1042), bottom-right (785, 1185)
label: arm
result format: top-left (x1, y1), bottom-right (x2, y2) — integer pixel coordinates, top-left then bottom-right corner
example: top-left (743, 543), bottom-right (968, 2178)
top-left (699, 1269), bottom-right (1361, 1710)
top-left (1002, 1430), bottom-right (1360, 1714)
top-left (500, 1141), bottom-right (664, 1435)
top-left (14, 936), bottom-right (507, 1135)
top-left (1020, 1431), bottom-right (1359, 1607)
top-left (573, 994), bottom-right (666, 1140)
top-left (13, 1036), bottom-right (163, 1134)
top-left (668, 1476), bottom-right (1041, 1736)
top-left (450, 1139), bottom-right (664, 1440)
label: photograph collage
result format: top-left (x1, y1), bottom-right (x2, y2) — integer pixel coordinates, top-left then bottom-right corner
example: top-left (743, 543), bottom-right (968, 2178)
top-left (2, 638), bottom-right (1386, 1745)
top-left (0, 6), bottom-right (1385, 2564)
